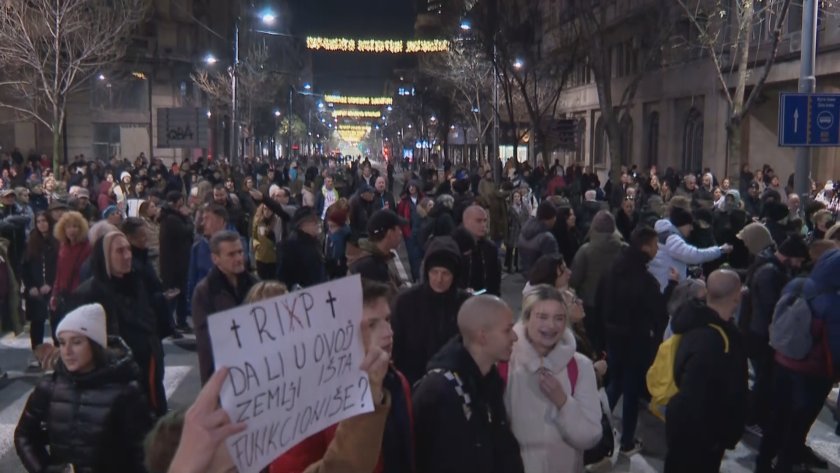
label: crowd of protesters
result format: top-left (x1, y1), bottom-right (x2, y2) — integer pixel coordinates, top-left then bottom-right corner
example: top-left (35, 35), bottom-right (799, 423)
top-left (0, 145), bottom-right (838, 473)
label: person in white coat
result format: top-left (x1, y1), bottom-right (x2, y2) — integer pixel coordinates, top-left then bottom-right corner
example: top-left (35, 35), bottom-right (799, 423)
top-left (505, 284), bottom-right (602, 473)
top-left (648, 207), bottom-right (732, 291)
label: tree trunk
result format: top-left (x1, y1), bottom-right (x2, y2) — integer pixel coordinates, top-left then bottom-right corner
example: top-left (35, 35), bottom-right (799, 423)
top-left (51, 111), bottom-right (62, 175)
top-left (726, 119), bottom-right (743, 179)
top-left (605, 116), bottom-right (622, 183)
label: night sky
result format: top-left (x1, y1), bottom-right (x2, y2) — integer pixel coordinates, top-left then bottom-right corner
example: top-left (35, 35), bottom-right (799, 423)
top-left (287, 0), bottom-right (418, 96)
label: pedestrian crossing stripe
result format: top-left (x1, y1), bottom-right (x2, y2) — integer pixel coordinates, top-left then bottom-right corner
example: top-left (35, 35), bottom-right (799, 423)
top-left (0, 365), bottom-right (193, 464)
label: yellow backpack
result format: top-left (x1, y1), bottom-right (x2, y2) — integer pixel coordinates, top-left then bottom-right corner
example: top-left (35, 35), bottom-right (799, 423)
top-left (646, 324), bottom-right (729, 420)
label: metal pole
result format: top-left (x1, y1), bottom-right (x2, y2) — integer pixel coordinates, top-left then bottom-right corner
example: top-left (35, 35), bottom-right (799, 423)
top-left (287, 87), bottom-right (293, 159)
top-left (493, 41), bottom-right (500, 183)
top-left (230, 21), bottom-right (239, 163)
top-left (795, 0), bottom-right (818, 203)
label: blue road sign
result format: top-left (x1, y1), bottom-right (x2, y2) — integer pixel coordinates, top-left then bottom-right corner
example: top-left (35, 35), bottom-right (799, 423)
top-left (779, 93), bottom-right (840, 147)
top-left (779, 94), bottom-right (808, 146)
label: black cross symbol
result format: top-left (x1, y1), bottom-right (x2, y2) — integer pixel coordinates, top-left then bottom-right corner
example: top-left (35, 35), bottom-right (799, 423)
top-left (325, 291), bottom-right (338, 319)
top-left (230, 319), bottom-right (242, 348)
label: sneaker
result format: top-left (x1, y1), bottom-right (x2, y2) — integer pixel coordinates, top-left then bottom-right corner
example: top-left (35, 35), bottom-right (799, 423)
top-left (801, 446), bottom-right (828, 470)
top-left (175, 324), bottom-right (193, 334)
top-left (619, 439), bottom-right (643, 457)
top-left (745, 424), bottom-right (764, 438)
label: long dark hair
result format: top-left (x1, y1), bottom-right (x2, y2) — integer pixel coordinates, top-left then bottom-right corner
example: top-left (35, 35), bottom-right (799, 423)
top-left (25, 211), bottom-right (56, 259)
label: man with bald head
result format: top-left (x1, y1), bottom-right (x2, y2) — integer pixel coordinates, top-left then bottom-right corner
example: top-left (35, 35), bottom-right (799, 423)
top-left (412, 295), bottom-right (524, 473)
top-left (457, 205), bottom-right (502, 295)
top-left (664, 269), bottom-right (748, 473)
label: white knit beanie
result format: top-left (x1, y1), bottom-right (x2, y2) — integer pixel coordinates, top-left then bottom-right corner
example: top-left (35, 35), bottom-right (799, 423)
top-left (57, 303), bottom-right (108, 348)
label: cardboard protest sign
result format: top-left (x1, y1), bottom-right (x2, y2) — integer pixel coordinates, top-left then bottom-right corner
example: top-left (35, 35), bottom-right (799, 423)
top-left (208, 275), bottom-right (372, 473)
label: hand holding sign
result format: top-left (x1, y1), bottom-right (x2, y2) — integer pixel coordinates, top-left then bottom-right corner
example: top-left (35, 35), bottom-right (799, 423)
top-left (208, 276), bottom-right (372, 473)
top-left (168, 367), bottom-right (247, 473)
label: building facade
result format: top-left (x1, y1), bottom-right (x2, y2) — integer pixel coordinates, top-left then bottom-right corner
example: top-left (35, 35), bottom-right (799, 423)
top-left (540, 0), bottom-right (840, 184)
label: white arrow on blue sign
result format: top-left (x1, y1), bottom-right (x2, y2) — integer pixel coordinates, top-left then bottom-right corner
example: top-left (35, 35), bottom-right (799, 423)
top-left (779, 93), bottom-right (840, 147)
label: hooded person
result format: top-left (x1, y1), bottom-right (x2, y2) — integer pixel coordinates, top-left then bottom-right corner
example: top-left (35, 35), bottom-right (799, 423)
top-left (517, 201), bottom-right (560, 275)
top-left (15, 303), bottom-right (153, 473)
top-left (67, 231), bottom-right (169, 416)
top-left (648, 207), bottom-right (731, 292)
top-left (569, 210), bottom-right (627, 353)
top-left (276, 206), bottom-right (327, 289)
top-left (391, 236), bottom-right (471, 385)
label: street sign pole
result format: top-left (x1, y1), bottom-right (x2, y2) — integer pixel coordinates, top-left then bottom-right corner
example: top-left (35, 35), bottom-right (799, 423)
top-left (795, 0), bottom-right (817, 203)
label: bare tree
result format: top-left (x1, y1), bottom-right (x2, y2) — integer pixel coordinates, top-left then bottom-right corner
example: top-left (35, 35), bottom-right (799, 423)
top-left (675, 0), bottom-right (795, 178)
top-left (191, 41), bottom-right (288, 158)
top-left (0, 0), bottom-right (151, 172)
top-left (569, 0), bottom-right (674, 184)
top-left (425, 41), bottom-right (495, 164)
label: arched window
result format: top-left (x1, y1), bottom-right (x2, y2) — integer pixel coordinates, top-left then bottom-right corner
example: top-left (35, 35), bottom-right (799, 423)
top-left (593, 117), bottom-right (607, 166)
top-left (682, 108), bottom-right (704, 173)
top-left (619, 114), bottom-right (633, 166)
top-left (576, 118), bottom-right (586, 164)
top-left (646, 112), bottom-right (659, 168)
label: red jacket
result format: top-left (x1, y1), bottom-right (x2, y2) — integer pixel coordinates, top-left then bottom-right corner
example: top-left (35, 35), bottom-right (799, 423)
top-left (270, 368), bottom-right (415, 473)
top-left (53, 241), bottom-right (91, 296)
top-left (396, 195), bottom-right (421, 238)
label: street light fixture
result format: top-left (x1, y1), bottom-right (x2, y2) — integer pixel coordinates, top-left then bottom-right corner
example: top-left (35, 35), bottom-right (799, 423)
top-left (513, 59), bottom-right (524, 70)
top-left (303, 83), bottom-right (312, 91)
top-left (387, 105), bottom-right (393, 112)
top-left (98, 74), bottom-right (106, 81)
top-left (274, 110), bottom-right (281, 117)
top-left (260, 9), bottom-right (277, 25)
top-left (460, 20), bottom-right (471, 31)
top-left (204, 54), bottom-right (218, 65)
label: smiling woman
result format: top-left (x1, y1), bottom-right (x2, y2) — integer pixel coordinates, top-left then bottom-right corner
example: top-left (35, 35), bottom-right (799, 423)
top-left (505, 284), bottom-right (603, 473)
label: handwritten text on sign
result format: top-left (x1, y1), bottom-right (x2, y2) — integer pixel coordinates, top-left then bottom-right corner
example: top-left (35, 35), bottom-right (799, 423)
top-left (208, 275), bottom-right (372, 473)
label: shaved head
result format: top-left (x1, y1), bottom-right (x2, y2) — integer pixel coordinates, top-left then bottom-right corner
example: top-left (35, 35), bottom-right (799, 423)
top-left (462, 205), bottom-right (489, 239)
top-left (457, 295), bottom-right (517, 369)
top-left (458, 295), bottom-right (511, 342)
top-left (706, 270), bottom-right (743, 321)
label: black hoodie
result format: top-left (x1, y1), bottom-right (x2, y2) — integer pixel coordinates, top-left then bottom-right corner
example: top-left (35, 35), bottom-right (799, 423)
top-left (667, 300), bottom-right (747, 451)
top-left (412, 337), bottom-right (524, 473)
top-left (392, 237), bottom-right (470, 385)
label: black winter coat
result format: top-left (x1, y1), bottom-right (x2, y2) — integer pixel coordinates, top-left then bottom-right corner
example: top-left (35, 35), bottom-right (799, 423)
top-left (599, 247), bottom-right (674, 351)
top-left (459, 236), bottom-right (501, 296)
top-left (392, 238), bottom-right (469, 385)
top-left (412, 337), bottom-right (524, 473)
top-left (277, 230), bottom-right (326, 289)
top-left (667, 301), bottom-right (748, 451)
top-left (158, 205), bottom-right (194, 290)
top-left (15, 337), bottom-right (153, 473)
top-left (22, 237), bottom-right (58, 295)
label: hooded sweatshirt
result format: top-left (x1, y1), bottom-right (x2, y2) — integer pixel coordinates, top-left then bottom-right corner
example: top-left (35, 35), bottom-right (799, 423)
top-left (517, 217), bottom-right (559, 274)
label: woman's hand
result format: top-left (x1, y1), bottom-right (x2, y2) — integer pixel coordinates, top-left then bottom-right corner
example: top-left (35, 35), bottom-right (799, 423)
top-left (538, 368), bottom-right (567, 409)
top-left (593, 360), bottom-right (608, 377)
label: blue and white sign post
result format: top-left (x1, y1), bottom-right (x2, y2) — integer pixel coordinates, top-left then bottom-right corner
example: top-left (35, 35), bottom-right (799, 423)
top-left (779, 92), bottom-right (840, 147)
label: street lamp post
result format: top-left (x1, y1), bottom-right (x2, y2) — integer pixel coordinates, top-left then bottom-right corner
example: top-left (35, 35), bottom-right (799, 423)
top-left (231, 20), bottom-right (239, 164)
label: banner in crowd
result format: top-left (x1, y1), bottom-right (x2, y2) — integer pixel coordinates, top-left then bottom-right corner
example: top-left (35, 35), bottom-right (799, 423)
top-left (209, 275), bottom-right (371, 473)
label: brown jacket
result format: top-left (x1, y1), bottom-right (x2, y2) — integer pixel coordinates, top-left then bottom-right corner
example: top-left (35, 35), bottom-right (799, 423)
top-left (302, 392), bottom-right (391, 473)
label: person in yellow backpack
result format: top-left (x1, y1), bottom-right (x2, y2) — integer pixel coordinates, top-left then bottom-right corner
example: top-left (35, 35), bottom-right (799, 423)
top-left (664, 269), bottom-right (747, 473)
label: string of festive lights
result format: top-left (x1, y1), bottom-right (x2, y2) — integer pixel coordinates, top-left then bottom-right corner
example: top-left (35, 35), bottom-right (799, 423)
top-left (332, 110), bottom-right (383, 118)
top-left (337, 125), bottom-right (372, 132)
top-left (324, 95), bottom-right (393, 106)
top-left (306, 37), bottom-right (449, 53)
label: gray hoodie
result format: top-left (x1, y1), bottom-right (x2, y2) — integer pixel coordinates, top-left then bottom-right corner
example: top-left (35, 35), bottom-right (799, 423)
top-left (517, 217), bottom-right (558, 274)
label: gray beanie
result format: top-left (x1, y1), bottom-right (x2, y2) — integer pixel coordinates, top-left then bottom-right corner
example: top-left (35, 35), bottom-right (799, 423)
top-left (590, 210), bottom-right (616, 234)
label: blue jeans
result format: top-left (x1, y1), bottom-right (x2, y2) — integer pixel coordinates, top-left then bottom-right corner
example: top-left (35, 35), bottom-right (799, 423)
top-left (606, 345), bottom-right (648, 449)
top-left (405, 236), bottom-right (424, 281)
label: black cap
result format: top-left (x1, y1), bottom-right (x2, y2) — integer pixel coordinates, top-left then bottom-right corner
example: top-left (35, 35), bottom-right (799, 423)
top-left (778, 235), bottom-right (808, 259)
top-left (670, 206), bottom-right (694, 228)
top-left (367, 209), bottom-right (407, 238)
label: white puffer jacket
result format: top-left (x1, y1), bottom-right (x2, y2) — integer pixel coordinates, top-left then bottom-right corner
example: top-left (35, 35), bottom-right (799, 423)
top-left (505, 322), bottom-right (602, 473)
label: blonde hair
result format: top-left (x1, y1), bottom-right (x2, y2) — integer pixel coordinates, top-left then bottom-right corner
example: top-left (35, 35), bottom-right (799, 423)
top-left (521, 284), bottom-right (567, 322)
top-left (245, 281), bottom-right (289, 303)
top-left (53, 211), bottom-right (90, 244)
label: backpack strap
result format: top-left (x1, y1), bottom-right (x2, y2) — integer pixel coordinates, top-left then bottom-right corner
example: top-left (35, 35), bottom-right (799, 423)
top-left (427, 368), bottom-right (473, 421)
top-left (706, 324), bottom-right (730, 354)
top-left (567, 357), bottom-right (578, 396)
